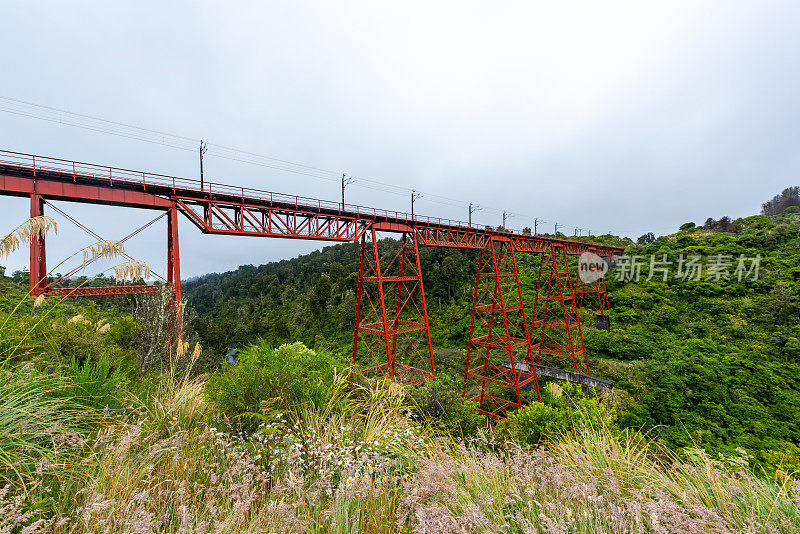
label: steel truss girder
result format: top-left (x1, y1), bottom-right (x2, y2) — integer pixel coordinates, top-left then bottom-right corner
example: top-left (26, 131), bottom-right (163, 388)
top-left (413, 226), bottom-right (621, 256)
top-left (463, 236), bottom-right (540, 419)
top-left (175, 198), bottom-right (370, 242)
top-left (352, 223), bottom-right (435, 385)
top-left (531, 243), bottom-right (590, 374)
top-left (1, 152), bottom-right (625, 256)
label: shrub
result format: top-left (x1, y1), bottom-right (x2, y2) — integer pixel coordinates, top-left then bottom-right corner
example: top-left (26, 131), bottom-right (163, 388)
top-left (105, 314), bottom-right (139, 349)
top-left (61, 352), bottom-right (131, 413)
top-left (502, 388), bottom-right (618, 447)
top-left (206, 341), bottom-right (343, 428)
top-left (783, 205), bottom-right (800, 215)
top-left (407, 374), bottom-right (485, 438)
top-left (48, 319), bottom-right (106, 365)
top-left (503, 401), bottom-right (573, 446)
top-left (680, 222), bottom-right (696, 231)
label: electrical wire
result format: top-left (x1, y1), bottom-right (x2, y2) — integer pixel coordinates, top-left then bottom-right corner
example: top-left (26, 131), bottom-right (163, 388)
top-left (0, 95), bottom-right (616, 235)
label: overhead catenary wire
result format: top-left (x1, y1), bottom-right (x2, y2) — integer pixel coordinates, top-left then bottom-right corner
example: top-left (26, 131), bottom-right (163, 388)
top-left (0, 95), bottom-right (623, 236)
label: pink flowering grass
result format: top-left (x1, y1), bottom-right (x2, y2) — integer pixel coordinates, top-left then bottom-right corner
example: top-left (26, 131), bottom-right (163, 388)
top-left (1, 362), bottom-right (798, 533)
top-left (397, 419), bottom-right (800, 534)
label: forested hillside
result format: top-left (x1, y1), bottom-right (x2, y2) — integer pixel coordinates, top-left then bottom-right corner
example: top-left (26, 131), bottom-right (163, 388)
top-left (185, 209), bottom-right (800, 465)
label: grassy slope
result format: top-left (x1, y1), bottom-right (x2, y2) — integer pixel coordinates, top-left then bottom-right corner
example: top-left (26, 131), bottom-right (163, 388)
top-left (1, 322), bottom-right (797, 532)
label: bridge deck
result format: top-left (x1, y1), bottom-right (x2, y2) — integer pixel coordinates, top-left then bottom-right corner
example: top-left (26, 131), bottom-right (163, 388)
top-left (0, 149), bottom-right (624, 255)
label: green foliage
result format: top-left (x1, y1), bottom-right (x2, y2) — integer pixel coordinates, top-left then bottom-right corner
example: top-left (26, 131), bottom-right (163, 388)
top-left (183, 243), bottom-right (479, 355)
top-left (637, 231), bottom-right (656, 244)
top-left (762, 185), bottom-right (800, 215)
top-left (48, 319), bottom-right (107, 364)
top-left (0, 363), bottom-right (86, 489)
top-left (206, 341), bottom-right (344, 427)
top-left (503, 400), bottom-right (572, 446)
top-left (500, 387), bottom-right (618, 447)
top-left (765, 281), bottom-right (798, 324)
top-left (61, 352), bottom-right (130, 413)
top-left (105, 314), bottom-right (139, 348)
top-left (407, 374), bottom-right (485, 438)
top-left (183, 208), bottom-right (800, 463)
top-left (5, 218), bottom-right (800, 530)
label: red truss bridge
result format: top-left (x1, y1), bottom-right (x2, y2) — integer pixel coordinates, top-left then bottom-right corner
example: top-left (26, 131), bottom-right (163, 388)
top-left (0, 149), bottom-right (624, 417)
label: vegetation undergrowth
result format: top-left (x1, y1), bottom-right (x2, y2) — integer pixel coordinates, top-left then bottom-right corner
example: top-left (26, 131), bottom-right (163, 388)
top-left (2, 201), bottom-right (800, 532)
top-left (2, 329), bottom-right (798, 532)
top-left (185, 206), bottom-right (800, 470)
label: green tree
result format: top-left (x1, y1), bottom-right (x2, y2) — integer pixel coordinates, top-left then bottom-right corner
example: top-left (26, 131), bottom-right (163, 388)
top-left (637, 232), bottom-right (655, 244)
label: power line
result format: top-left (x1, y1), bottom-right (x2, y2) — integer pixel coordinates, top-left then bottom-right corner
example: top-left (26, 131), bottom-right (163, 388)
top-left (0, 95), bottom-right (614, 236)
top-left (0, 96), bottom-right (197, 143)
top-left (0, 107), bottom-right (197, 152)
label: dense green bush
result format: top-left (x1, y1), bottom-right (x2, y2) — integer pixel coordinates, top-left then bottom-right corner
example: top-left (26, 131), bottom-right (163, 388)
top-left (105, 314), bottom-right (139, 349)
top-left (407, 374), bottom-right (485, 438)
top-left (48, 320), bottom-right (106, 364)
top-left (500, 385), bottom-right (618, 447)
top-left (61, 352), bottom-right (131, 413)
top-left (502, 400), bottom-right (572, 446)
top-left (206, 341), bottom-right (344, 427)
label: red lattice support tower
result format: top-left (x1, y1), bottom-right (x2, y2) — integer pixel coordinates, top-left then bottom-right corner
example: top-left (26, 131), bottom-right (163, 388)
top-left (531, 243), bottom-right (590, 374)
top-left (574, 249), bottom-right (610, 315)
top-left (575, 275), bottom-right (610, 313)
top-left (462, 236), bottom-right (540, 419)
top-left (352, 222), bottom-right (435, 385)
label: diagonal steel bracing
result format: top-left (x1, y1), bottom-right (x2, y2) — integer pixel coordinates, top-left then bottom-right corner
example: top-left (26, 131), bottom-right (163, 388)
top-left (531, 243), bottom-right (590, 374)
top-left (463, 237), bottom-right (540, 419)
top-left (352, 223), bottom-right (435, 385)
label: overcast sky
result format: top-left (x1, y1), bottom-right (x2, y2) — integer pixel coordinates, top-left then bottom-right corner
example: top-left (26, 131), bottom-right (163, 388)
top-left (1, 1), bottom-right (798, 279)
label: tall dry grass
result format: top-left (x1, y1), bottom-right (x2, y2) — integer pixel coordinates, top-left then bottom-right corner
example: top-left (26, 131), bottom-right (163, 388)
top-left (3, 371), bottom-right (791, 534)
top-left (0, 300), bottom-right (797, 532)
top-left (0, 216), bottom-right (57, 257)
top-left (398, 416), bottom-right (800, 533)
top-left (0, 363), bottom-right (85, 492)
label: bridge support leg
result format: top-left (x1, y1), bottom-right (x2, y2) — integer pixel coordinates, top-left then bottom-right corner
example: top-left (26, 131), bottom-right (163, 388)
top-left (167, 203), bottom-right (182, 303)
top-left (352, 225), bottom-right (435, 385)
top-left (577, 275), bottom-right (609, 314)
top-left (575, 273), bottom-right (611, 331)
top-left (531, 243), bottom-right (590, 374)
top-left (29, 193), bottom-right (47, 296)
top-left (463, 237), bottom-right (539, 419)
top-left (574, 249), bottom-right (610, 315)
